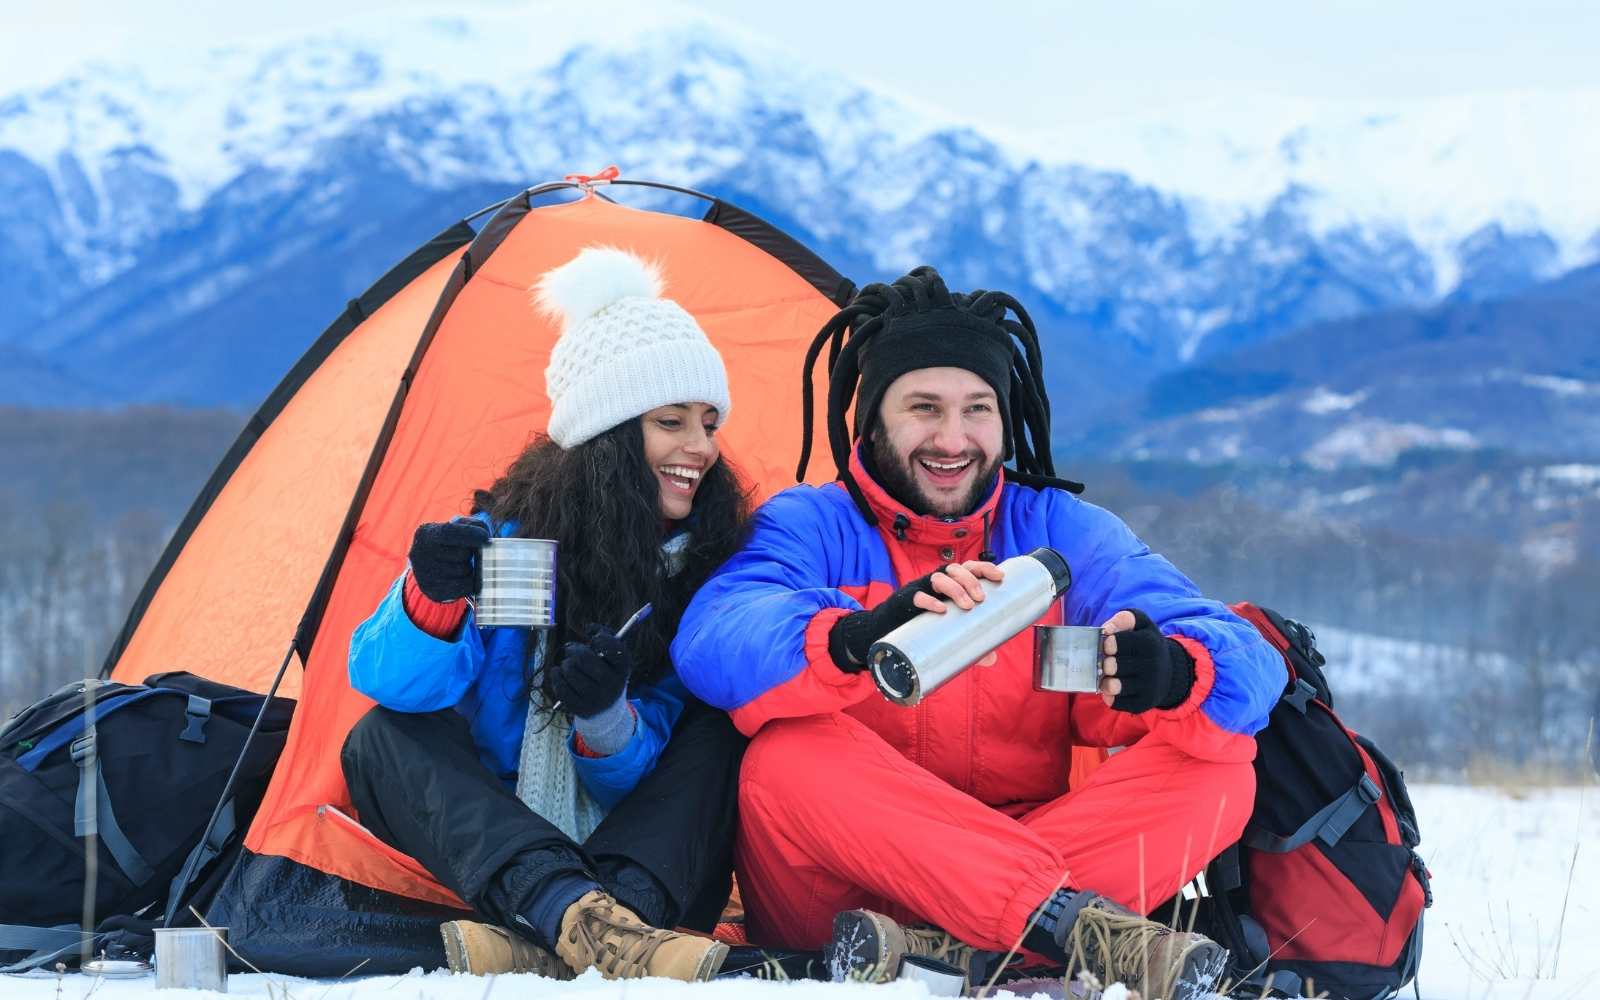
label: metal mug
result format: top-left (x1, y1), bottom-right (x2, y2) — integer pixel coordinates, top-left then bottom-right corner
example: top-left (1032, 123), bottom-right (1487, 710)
top-left (1033, 624), bottom-right (1103, 693)
top-left (154, 926), bottom-right (228, 992)
top-left (896, 955), bottom-right (967, 996)
top-left (474, 537), bottom-right (557, 628)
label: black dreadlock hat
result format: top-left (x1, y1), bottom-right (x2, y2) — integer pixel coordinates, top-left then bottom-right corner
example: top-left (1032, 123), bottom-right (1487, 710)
top-left (797, 266), bottom-right (1083, 524)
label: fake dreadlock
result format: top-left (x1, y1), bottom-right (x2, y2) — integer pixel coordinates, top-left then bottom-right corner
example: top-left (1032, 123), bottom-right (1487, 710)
top-left (796, 265), bottom-right (1083, 525)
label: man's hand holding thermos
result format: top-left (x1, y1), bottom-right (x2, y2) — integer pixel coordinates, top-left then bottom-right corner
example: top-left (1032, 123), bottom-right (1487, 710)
top-left (828, 561), bottom-right (1006, 673)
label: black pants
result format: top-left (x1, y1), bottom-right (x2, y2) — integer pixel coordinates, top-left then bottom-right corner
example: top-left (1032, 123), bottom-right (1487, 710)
top-left (340, 699), bottom-right (745, 932)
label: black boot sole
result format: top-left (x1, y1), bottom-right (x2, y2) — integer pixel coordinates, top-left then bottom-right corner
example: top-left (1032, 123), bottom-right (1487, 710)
top-left (825, 910), bottom-right (902, 983)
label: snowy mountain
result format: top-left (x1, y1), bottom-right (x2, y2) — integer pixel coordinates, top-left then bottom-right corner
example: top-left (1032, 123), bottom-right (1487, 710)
top-left (1093, 263), bottom-right (1600, 466)
top-left (0, 2), bottom-right (1595, 416)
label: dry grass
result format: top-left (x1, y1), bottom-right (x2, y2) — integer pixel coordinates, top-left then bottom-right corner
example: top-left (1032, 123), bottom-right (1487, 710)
top-left (1462, 754), bottom-right (1596, 798)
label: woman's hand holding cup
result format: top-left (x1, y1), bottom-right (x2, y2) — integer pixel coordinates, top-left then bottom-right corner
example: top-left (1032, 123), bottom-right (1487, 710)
top-left (408, 519), bottom-right (491, 602)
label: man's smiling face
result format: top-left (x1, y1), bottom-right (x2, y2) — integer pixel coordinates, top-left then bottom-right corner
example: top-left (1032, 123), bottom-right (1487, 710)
top-left (868, 366), bottom-right (1003, 517)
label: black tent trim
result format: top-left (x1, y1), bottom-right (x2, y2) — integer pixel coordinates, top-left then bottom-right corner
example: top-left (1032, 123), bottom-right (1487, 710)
top-left (700, 197), bottom-right (856, 307)
top-left (602, 179), bottom-right (857, 307)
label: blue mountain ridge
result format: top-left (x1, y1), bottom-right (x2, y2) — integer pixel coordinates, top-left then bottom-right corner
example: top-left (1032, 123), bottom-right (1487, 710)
top-left (0, 29), bottom-right (1592, 471)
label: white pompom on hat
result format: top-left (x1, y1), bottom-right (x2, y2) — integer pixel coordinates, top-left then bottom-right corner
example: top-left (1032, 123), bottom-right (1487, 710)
top-left (533, 246), bottom-right (731, 448)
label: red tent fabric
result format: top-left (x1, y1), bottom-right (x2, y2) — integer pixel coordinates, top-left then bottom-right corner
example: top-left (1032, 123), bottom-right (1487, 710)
top-left (104, 181), bottom-right (854, 972)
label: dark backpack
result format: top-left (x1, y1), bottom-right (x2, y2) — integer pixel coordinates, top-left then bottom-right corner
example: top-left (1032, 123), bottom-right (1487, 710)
top-left (0, 671), bottom-right (293, 969)
top-left (1202, 603), bottom-right (1431, 1000)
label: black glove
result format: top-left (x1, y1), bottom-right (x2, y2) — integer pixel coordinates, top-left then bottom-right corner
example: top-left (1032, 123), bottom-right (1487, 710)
top-left (828, 572), bottom-right (939, 672)
top-left (407, 519), bottom-right (491, 602)
top-left (552, 624), bottom-right (635, 717)
top-left (1106, 609), bottom-right (1196, 713)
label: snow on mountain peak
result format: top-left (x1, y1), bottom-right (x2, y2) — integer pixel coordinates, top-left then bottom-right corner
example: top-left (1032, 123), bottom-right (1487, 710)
top-left (6, 3), bottom-right (1589, 267)
top-left (0, 1), bottom-right (1595, 374)
top-left (0, 2), bottom-right (954, 213)
top-left (1009, 88), bottom-right (1600, 289)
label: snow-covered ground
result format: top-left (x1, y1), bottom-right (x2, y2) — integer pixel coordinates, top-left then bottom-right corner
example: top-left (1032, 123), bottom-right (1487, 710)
top-left (5, 784), bottom-right (1595, 1000)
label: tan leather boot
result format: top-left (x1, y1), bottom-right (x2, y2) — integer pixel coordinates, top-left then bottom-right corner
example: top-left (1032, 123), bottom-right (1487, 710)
top-left (1062, 897), bottom-right (1227, 1000)
top-left (825, 909), bottom-right (909, 982)
top-left (827, 909), bottom-right (1005, 986)
top-left (553, 889), bottom-right (728, 981)
top-left (439, 919), bottom-right (570, 978)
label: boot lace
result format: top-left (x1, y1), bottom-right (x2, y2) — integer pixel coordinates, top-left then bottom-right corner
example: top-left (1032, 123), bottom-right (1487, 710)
top-left (565, 899), bottom-right (668, 978)
top-left (1066, 907), bottom-right (1172, 996)
top-left (902, 925), bottom-right (973, 967)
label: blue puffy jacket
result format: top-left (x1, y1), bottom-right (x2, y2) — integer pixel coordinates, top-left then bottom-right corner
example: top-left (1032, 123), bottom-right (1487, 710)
top-left (672, 448), bottom-right (1284, 808)
top-left (348, 515), bottom-right (685, 810)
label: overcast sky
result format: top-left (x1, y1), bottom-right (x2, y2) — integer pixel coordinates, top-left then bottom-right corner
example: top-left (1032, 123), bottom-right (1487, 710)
top-left (1, 0), bottom-right (1595, 127)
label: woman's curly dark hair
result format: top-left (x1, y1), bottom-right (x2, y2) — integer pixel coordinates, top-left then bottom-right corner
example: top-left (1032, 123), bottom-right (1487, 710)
top-left (472, 419), bottom-right (752, 709)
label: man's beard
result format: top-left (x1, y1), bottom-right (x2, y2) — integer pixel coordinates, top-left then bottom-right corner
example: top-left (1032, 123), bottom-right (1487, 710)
top-left (867, 431), bottom-right (1001, 518)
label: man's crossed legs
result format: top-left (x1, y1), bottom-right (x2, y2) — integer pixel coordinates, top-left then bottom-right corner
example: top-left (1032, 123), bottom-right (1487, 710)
top-left (735, 713), bottom-right (1253, 994)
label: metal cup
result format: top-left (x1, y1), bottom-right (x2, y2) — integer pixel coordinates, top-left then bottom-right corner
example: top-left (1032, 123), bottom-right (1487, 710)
top-left (1033, 624), bottom-right (1103, 693)
top-left (154, 926), bottom-right (228, 992)
top-left (896, 955), bottom-right (967, 996)
top-left (474, 537), bottom-right (557, 628)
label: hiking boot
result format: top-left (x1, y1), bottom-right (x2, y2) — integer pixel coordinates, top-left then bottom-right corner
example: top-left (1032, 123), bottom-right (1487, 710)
top-left (1027, 890), bottom-right (1227, 1000)
top-left (554, 889), bottom-right (728, 981)
top-left (826, 909), bottom-right (1005, 987)
top-left (439, 920), bottom-right (570, 978)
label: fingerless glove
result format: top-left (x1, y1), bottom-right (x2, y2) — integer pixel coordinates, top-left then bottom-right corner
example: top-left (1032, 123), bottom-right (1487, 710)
top-left (827, 572), bottom-right (939, 672)
top-left (1109, 609), bottom-right (1196, 713)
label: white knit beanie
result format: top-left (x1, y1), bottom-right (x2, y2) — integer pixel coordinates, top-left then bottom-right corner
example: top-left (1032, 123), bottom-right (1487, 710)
top-left (533, 246), bottom-right (731, 448)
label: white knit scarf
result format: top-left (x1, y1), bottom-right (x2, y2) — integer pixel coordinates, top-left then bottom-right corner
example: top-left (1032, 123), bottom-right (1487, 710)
top-left (514, 532), bottom-right (691, 841)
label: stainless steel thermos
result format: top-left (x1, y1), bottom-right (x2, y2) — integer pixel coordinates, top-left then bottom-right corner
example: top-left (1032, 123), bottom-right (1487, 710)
top-left (869, 547), bottom-right (1072, 706)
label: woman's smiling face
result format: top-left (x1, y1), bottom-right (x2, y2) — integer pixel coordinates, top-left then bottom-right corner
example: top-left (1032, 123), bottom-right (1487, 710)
top-left (641, 402), bottom-right (722, 520)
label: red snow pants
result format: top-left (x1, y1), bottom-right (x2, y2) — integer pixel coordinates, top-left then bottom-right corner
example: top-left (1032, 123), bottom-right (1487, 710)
top-left (736, 712), bottom-right (1254, 952)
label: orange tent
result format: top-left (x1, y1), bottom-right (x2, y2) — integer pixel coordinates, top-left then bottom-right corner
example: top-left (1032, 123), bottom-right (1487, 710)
top-left (103, 178), bottom-right (855, 973)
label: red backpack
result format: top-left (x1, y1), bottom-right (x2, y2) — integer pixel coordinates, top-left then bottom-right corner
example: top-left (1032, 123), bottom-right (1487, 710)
top-left (1201, 603), bottom-right (1432, 1000)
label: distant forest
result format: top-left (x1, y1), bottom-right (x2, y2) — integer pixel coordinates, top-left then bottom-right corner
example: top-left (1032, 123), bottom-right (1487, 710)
top-left (2, 407), bottom-right (1594, 775)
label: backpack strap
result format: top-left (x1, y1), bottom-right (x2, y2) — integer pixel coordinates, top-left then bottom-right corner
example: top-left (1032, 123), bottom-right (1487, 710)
top-left (0, 924), bottom-right (95, 974)
top-left (1244, 773), bottom-right (1382, 853)
top-left (69, 730), bottom-right (155, 886)
top-left (1211, 842), bottom-right (1243, 892)
top-left (161, 798), bottom-right (237, 928)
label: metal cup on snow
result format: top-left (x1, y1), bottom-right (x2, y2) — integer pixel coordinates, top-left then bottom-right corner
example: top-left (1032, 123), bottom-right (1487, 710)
top-left (896, 955), bottom-right (967, 995)
top-left (154, 926), bottom-right (229, 992)
top-left (473, 538), bottom-right (557, 629)
top-left (1032, 624), bottom-right (1104, 693)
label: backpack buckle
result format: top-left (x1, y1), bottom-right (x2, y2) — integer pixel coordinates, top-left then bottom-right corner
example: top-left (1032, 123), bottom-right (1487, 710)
top-left (1358, 773), bottom-right (1381, 803)
top-left (69, 732), bottom-right (96, 765)
top-left (1282, 678), bottom-right (1317, 713)
top-left (179, 695), bottom-right (212, 744)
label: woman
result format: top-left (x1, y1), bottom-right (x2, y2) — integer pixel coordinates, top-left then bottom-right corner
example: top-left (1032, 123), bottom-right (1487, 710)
top-left (339, 247), bottom-right (751, 982)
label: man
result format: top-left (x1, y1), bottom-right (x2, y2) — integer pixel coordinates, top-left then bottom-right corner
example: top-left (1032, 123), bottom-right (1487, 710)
top-left (671, 267), bottom-right (1285, 998)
